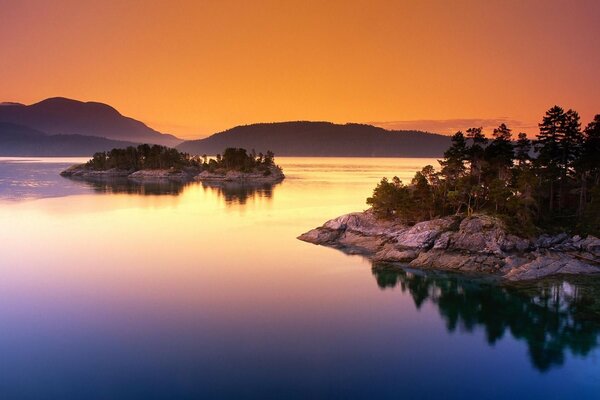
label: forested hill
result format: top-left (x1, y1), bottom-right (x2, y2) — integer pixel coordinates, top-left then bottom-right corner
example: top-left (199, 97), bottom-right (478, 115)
top-left (177, 121), bottom-right (450, 157)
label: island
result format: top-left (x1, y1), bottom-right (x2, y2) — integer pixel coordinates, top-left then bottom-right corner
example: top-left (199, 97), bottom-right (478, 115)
top-left (60, 145), bottom-right (285, 184)
top-left (300, 107), bottom-right (600, 281)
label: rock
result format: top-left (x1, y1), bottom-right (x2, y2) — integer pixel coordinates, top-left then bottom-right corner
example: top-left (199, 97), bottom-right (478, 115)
top-left (505, 252), bottom-right (600, 281)
top-left (61, 164), bottom-right (285, 185)
top-left (433, 231), bottom-right (452, 249)
top-left (60, 165), bottom-right (131, 178)
top-left (392, 217), bottom-right (456, 250)
top-left (298, 210), bottom-right (600, 281)
top-left (195, 166), bottom-right (284, 184)
top-left (374, 244), bottom-right (417, 262)
top-left (128, 169), bottom-right (191, 181)
top-left (536, 232), bottom-right (569, 248)
top-left (581, 236), bottom-right (600, 257)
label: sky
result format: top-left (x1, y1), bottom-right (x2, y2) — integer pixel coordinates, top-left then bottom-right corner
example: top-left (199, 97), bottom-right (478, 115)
top-left (1, 0), bottom-right (599, 139)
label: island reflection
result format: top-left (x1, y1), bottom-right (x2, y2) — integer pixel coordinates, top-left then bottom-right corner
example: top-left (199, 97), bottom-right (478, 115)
top-left (201, 181), bottom-right (278, 205)
top-left (66, 176), bottom-right (190, 196)
top-left (372, 264), bottom-right (600, 372)
top-left (61, 175), bottom-right (281, 204)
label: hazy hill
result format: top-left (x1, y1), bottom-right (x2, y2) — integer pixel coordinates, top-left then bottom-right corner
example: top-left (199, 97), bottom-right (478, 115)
top-left (0, 122), bottom-right (138, 156)
top-left (177, 121), bottom-right (450, 157)
top-left (0, 97), bottom-right (181, 147)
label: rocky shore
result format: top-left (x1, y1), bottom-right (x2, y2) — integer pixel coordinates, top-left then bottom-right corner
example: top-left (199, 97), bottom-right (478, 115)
top-left (195, 165), bottom-right (284, 183)
top-left (298, 211), bottom-right (600, 281)
top-left (60, 164), bottom-right (285, 184)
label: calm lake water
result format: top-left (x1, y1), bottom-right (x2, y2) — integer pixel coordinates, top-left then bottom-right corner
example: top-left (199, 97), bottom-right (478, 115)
top-left (0, 157), bottom-right (599, 399)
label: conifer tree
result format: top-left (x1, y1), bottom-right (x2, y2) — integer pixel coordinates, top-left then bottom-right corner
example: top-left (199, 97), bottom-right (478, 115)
top-left (536, 106), bottom-right (565, 212)
top-left (485, 123), bottom-right (514, 180)
top-left (440, 131), bottom-right (468, 184)
top-left (514, 132), bottom-right (531, 167)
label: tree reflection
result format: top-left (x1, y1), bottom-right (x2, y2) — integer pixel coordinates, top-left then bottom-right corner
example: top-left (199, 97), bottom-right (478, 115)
top-left (372, 264), bottom-right (600, 372)
top-left (66, 176), bottom-right (188, 195)
top-left (201, 181), bottom-right (278, 205)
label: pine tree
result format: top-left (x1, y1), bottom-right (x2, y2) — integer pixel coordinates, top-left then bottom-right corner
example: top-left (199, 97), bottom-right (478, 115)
top-left (536, 106), bottom-right (565, 212)
top-left (577, 115), bottom-right (600, 216)
top-left (514, 133), bottom-right (531, 167)
top-left (485, 123), bottom-right (514, 180)
top-left (440, 131), bottom-right (468, 184)
top-left (466, 127), bottom-right (487, 182)
top-left (560, 109), bottom-right (583, 175)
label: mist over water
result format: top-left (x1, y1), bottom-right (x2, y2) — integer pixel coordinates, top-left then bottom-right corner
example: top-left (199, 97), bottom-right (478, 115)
top-left (0, 157), bottom-right (599, 399)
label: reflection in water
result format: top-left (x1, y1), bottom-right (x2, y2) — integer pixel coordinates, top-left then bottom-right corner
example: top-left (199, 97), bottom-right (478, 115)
top-left (67, 176), bottom-right (189, 196)
top-left (201, 181), bottom-right (278, 204)
top-left (372, 264), bottom-right (600, 372)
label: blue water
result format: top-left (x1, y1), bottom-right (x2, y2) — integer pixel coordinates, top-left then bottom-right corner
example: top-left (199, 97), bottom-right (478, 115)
top-left (0, 157), bottom-right (598, 399)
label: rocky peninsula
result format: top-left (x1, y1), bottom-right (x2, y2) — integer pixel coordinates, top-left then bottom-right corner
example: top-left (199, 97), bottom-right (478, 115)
top-left (298, 211), bottom-right (600, 281)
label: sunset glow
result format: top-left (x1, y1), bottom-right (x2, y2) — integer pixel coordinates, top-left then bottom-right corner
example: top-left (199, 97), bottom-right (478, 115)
top-left (2, 0), bottom-right (599, 138)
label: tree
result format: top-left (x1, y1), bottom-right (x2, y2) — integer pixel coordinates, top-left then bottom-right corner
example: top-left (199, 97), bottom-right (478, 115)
top-left (536, 106), bottom-right (565, 212)
top-left (514, 133), bottom-right (532, 167)
top-left (576, 115), bottom-right (600, 216)
top-left (466, 127), bottom-right (488, 183)
top-left (364, 107), bottom-right (599, 235)
top-left (560, 109), bottom-right (583, 176)
top-left (440, 131), bottom-right (468, 184)
top-left (485, 123), bottom-right (514, 181)
top-left (367, 177), bottom-right (405, 218)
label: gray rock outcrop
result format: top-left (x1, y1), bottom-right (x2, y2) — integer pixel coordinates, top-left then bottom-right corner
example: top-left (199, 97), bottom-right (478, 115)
top-left (298, 211), bottom-right (600, 281)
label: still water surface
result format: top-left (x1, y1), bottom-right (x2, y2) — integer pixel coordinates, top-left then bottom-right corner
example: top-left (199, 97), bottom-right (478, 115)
top-left (0, 157), bottom-right (599, 399)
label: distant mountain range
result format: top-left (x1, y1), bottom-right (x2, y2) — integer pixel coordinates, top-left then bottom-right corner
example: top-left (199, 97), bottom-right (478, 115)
top-left (0, 122), bottom-right (137, 156)
top-left (0, 97), bottom-right (181, 151)
top-left (177, 121), bottom-right (450, 157)
top-left (0, 97), bottom-right (451, 157)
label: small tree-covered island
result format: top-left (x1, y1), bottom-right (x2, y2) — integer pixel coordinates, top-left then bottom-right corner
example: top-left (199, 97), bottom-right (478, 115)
top-left (300, 107), bottom-right (600, 281)
top-left (61, 146), bottom-right (284, 184)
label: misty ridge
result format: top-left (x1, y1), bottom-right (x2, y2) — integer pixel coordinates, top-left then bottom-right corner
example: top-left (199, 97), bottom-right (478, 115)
top-left (0, 97), bottom-right (450, 157)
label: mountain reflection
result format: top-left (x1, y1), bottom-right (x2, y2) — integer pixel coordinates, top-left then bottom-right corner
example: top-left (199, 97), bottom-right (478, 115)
top-left (372, 264), bottom-right (600, 372)
top-left (68, 177), bottom-right (189, 195)
top-left (201, 181), bottom-right (277, 205)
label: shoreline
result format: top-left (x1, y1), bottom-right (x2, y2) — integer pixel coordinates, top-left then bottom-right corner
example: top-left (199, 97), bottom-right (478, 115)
top-left (60, 164), bottom-right (285, 184)
top-left (298, 210), bottom-right (600, 281)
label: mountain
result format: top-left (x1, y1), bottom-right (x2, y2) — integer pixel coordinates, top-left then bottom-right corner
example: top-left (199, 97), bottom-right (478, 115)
top-left (177, 121), bottom-right (451, 157)
top-left (0, 122), bottom-right (138, 156)
top-left (0, 97), bottom-right (181, 147)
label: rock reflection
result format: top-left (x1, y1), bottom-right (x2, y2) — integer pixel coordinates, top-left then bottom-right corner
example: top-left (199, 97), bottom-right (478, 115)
top-left (372, 264), bottom-right (600, 372)
top-left (201, 181), bottom-right (278, 205)
top-left (66, 176), bottom-right (189, 195)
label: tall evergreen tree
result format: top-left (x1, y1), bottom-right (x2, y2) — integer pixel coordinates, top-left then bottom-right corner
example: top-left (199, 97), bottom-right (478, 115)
top-left (514, 132), bottom-right (532, 167)
top-left (466, 127), bottom-right (487, 183)
top-left (576, 115), bottom-right (600, 215)
top-left (580, 115), bottom-right (600, 182)
top-left (485, 123), bottom-right (514, 180)
top-left (536, 106), bottom-right (565, 212)
top-left (440, 131), bottom-right (468, 183)
top-left (560, 109), bottom-right (583, 175)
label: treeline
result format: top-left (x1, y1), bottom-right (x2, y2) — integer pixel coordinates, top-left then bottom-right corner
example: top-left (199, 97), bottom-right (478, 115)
top-left (367, 106), bottom-right (600, 236)
top-left (86, 144), bottom-right (277, 174)
top-left (200, 148), bottom-right (276, 174)
top-left (86, 144), bottom-right (195, 170)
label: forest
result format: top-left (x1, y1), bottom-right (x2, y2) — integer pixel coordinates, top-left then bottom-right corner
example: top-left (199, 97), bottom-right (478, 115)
top-left (367, 106), bottom-right (600, 236)
top-left (86, 145), bottom-right (277, 175)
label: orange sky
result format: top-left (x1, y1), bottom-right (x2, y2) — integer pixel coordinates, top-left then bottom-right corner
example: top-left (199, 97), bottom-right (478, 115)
top-left (1, 0), bottom-right (599, 139)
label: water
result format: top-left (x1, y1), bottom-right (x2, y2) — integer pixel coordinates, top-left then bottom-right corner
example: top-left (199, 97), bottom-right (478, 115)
top-left (0, 157), bottom-right (599, 399)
